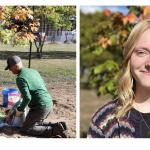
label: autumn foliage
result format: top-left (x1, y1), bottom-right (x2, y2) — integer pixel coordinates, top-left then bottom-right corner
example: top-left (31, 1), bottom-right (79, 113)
top-left (0, 6), bottom-right (76, 48)
top-left (0, 6), bottom-right (40, 45)
top-left (0, 6), bottom-right (7, 21)
top-left (8, 6), bottom-right (40, 41)
top-left (80, 6), bottom-right (150, 96)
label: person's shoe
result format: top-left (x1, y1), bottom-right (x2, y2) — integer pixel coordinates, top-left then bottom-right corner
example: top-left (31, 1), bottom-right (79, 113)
top-left (52, 135), bottom-right (62, 138)
top-left (42, 121), bottom-right (67, 130)
top-left (52, 122), bottom-right (68, 138)
top-left (38, 122), bottom-right (51, 126)
top-left (59, 122), bottom-right (67, 130)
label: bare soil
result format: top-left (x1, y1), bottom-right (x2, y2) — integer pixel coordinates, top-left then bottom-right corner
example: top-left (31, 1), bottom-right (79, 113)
top-left (0, 81), bottom-right (76, 138)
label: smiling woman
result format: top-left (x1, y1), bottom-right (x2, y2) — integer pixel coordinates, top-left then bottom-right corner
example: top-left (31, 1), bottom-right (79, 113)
top-left (130, 29), bottom-right (150, 112)
top-left (88, 19), bottom-right (150, 138)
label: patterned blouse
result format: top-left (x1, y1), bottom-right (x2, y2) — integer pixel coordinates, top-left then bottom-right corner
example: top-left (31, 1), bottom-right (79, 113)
top-left (87, 99), bottom-right (150, 138)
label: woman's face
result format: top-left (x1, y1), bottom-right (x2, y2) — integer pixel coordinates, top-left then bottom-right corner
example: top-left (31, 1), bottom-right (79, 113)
top-left (130, 29), bottom-right (150, 90)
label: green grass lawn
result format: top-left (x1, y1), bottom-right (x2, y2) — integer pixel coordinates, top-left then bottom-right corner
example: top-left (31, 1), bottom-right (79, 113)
top-left (0, 43), bottom-right (76, 85)
top-left (0, 43), bottom-right (76, 52)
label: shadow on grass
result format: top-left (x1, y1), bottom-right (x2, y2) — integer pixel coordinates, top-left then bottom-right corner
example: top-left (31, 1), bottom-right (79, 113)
top-left (0, 51), bottom-right (76, 60)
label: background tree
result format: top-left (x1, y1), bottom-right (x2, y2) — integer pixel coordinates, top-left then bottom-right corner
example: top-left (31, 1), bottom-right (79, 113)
top-left (0, 6), bottom-right (39, 45)
top-left (80, 6), bottom-right (150, 97)
top-left (0, 6), bottom-right (40, 68)
top-left (0, 6), bottom-right (76, 64)
top-left (33, 6), bottom-right (76, 58)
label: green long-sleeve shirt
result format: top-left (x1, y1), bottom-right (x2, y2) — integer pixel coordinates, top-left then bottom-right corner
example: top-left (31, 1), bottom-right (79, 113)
top-left (16, 68), bottom-right (53, 111)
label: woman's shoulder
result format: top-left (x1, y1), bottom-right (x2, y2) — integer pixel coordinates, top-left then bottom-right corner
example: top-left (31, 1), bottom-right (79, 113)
top-left (88, 99), bottom-right (119, 138)
top-left (92, 99), bottom-right (118, 123)
top-left (88, 99), bottom-right (137, 138)
top-left (98, 99), bottom-right (117, 112)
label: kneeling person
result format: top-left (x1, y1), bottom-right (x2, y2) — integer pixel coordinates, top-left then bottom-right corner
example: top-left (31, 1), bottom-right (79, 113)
top-left (5, 55), bottom-right (67, 138)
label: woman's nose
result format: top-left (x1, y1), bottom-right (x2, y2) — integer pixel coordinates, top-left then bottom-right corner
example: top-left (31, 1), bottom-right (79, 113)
top-left (145, 58), bottom-right (150, 70)
top-left (146, 65), bottom-right (150, 71)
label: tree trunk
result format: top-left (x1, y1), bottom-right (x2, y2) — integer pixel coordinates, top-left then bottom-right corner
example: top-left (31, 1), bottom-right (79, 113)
top-left (34, 35), bottom-right (45, 59)
top-left (28, 40), bottom-right (32, 68)
top-left (64, 31), bottom-right (68, 43)
top-left (34, 15), bottom-right (50, 58)
top-left (34, 37), bottom-right (41, 58)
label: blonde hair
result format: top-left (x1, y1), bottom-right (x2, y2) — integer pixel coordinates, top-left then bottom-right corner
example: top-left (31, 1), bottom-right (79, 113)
top-left (117, 19), bottom-right (150, 118)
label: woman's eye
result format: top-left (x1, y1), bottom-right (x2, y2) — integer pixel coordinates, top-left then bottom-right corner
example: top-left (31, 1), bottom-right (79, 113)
top-left (135, 50), bottom-right (149, 57)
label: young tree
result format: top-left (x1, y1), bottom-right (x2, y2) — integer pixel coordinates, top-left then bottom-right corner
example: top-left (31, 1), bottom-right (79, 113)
top-left (0, 6), bottom-right (40, 68)
top-left (0, 6), bottom-right (76, 64)
top-left (33, 6), bottom-right (76, 58)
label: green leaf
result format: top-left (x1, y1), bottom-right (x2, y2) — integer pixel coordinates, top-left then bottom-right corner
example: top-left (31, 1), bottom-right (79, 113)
top-left (92, 46), bottom-right (103, 56)
top-left (110, 34), bottom-right (118, 45)
top-left (99, 86), bottom-right (106, 94)
top-left (94, 64), bottom-right (104, 74)
top-left (106, 81), bottom-right (114, 92)
top-left (105, 60), bottom-right (119, 71)
top-left (93, 60), bottom-right (119, 75)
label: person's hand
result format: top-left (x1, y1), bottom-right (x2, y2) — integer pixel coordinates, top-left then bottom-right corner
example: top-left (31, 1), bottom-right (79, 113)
top-left (15, 109), bottom-right (24, 117)
top-left (5, 109), bottom-right (13, 123)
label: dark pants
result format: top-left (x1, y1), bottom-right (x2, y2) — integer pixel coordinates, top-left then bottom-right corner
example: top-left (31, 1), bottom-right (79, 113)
top-left (20, 107), bottom-right (53, 137)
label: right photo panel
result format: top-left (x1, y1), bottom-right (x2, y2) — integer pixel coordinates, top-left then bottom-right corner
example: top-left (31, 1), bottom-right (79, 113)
top-left (80, 6), bottom-right (150, 138)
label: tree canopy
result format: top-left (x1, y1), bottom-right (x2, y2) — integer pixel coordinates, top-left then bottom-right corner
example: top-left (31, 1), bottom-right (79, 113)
top-left (0, 6), bottom-right (76, 46)
top-left (80, 6), bottom-right (150, 97)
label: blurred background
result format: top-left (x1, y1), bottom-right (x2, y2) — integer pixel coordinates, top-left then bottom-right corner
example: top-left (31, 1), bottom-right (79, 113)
top-left (80, 6), bottom-right (150, 138)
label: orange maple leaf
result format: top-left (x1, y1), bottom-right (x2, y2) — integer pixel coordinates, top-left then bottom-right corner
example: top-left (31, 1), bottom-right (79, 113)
top-left (103, 9), bottom-right (112, 17)
top-left (122, 13), bottom-right (137, 25)
top-left (143, 6), bottom-right (150, 19)
top-left (127, 13), bottom-right (137, 23)
top-left (98, 37), bottom-right (112, 49)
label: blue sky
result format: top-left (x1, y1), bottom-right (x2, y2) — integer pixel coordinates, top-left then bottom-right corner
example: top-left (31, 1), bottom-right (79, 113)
top-left (80, 6), bottom-right (129, 15)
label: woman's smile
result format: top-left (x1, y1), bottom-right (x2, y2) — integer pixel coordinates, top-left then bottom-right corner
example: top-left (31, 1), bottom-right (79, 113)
top-left (141, 71), bottom-right (150, 76)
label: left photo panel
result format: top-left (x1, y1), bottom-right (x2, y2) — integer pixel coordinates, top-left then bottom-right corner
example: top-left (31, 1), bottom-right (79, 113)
top-left (0, 6), bottom-right (76, 138)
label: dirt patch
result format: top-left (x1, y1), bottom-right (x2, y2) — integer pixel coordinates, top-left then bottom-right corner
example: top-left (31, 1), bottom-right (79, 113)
top-left (0, 81), bottom-right (76, 138)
